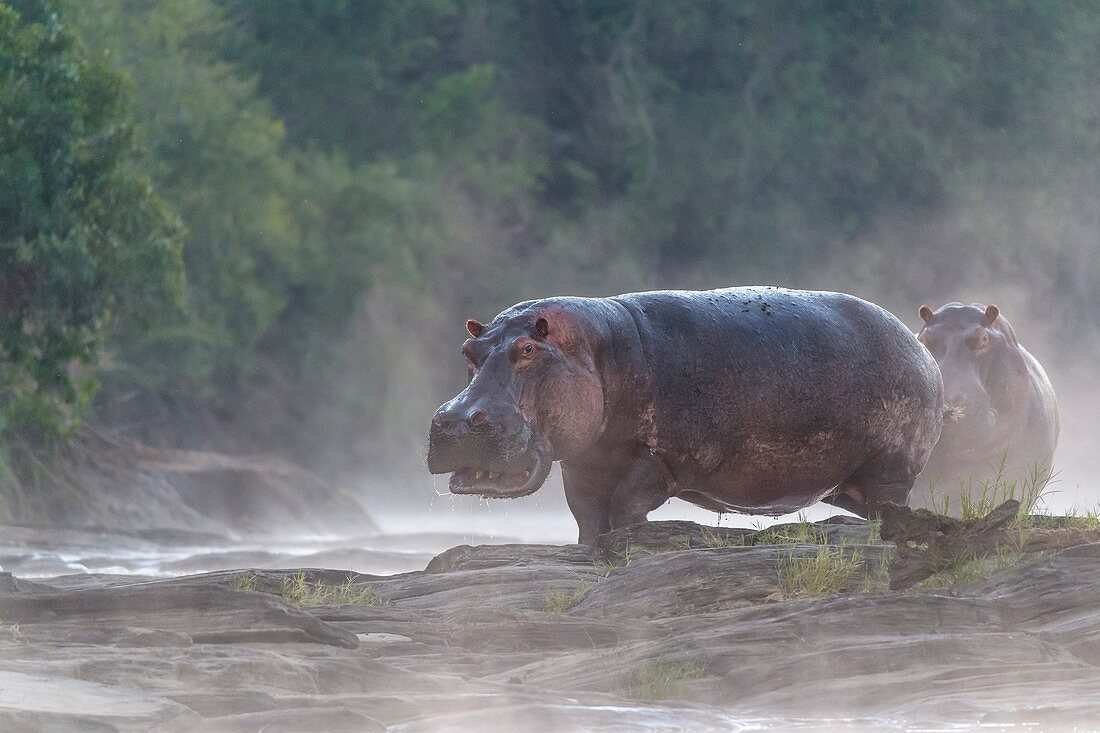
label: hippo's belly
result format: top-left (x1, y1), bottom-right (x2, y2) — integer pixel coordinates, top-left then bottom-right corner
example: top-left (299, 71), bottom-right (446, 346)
top-left (682, 432), bottom-right (862, 514)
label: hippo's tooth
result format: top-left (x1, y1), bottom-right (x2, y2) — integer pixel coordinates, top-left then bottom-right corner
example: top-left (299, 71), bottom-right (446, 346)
top-left (522, 469), bottom-right (531, 480)
top-left (476, 469), bottom-right (488, 480)
top-left (487, 470), bottom-right (497, 480)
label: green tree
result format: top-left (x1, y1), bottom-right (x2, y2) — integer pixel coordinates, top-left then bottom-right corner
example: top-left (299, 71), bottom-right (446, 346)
top-left (0, 1), bottom-right (182, 452)
top-left (69, 1), bottom-right (401, 465)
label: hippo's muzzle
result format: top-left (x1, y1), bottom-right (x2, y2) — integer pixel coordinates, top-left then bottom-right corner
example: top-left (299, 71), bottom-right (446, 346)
top-left (427, 416), bottom-right (552, 499)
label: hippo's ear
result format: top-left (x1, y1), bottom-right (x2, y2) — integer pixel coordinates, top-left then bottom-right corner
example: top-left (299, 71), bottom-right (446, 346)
top-left (983, 304), bottom-right (1000, 325)
top-left (533, 317), bottom-right (550, 341)
top-left (918, 305), bottom-right (934, 324)
top-left (466, 319), bottom-right (485, 338)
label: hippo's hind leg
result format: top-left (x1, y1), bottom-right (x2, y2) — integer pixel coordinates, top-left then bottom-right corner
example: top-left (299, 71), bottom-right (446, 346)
top-left (826, 452), bottom-right (916, 519)
top-left (821, 487), bottom-right (867, 517)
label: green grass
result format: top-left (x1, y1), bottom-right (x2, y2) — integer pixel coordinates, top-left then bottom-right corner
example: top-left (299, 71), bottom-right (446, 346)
top-left (750, 514), bottom-right (824, 546)
top-left (913, 537), bottom-right (1027, 590)
top-left (1022, 504), bottom-right (1100, 531)
top-left (543, 583), bottom-right (592, 612)
top-left (776, 545), bottom-right (867, 598)
top-left (927, 454), bottom-right (1054, 521)
top-left (859, 551), bottom-right (892, 593)
top-left (230, 572), bottom-right (259, 592)
top-left (281, 571), bottom-right (386, 608)
top-left (600, 544), bottom-right (646, 569)
top-left (614, 657), bottom-right (709, 701)
top-left (1058, 506), bottom-right (1100, 530)
top-left (699, 524), bottom-right (741, 548)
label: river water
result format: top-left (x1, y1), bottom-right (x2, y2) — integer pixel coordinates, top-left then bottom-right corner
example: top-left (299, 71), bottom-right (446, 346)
top-left (0, 487), bottom-right (852, 579)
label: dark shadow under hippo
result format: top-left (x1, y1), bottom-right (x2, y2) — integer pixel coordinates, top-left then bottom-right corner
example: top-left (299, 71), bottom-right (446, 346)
top-left (909, 303), bottom-right (1059, 515)
top-left (428, 287), bottom-right (943, 544)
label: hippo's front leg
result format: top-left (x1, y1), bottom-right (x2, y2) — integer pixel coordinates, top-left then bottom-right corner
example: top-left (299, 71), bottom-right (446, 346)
top-left (561, 462), bottom-right (614, 545)
top-left (562, 452), bottom-right (672, 544)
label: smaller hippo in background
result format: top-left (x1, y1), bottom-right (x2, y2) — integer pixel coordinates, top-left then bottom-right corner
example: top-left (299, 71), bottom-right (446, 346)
top-left (909, 302), bottom-right (1059, 515)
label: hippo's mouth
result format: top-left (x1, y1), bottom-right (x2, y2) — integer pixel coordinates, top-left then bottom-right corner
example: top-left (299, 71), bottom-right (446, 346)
top-left (448, 447), bottom-right (552, 499)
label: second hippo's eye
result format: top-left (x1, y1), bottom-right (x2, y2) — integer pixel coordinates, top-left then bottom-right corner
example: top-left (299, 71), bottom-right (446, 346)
top-left (968, 330), bottom-right (991, 353)
top-left (522, 343), bottom-right (535, 357)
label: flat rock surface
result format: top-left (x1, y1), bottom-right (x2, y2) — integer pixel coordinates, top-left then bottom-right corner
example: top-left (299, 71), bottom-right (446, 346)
top-left (2, 518), bottom-right (1100, 731)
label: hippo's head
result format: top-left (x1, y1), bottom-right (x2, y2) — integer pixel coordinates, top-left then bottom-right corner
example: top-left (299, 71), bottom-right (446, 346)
top-left (917, 302), bottom-right (1027, 451)
top-left (427, 305), bottom-right (606, 498)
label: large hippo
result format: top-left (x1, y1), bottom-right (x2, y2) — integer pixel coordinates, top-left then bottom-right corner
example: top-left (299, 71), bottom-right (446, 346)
top-left (909, 302), bottom-right (1059, 514)
top-left (427, 287), bottom-right (943, 544)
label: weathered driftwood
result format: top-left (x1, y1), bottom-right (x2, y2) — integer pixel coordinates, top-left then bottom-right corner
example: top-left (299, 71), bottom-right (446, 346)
top-left (879, 500), bottom-right (1019, 590)
top-left (881, 500), bottom-right (1100, 590)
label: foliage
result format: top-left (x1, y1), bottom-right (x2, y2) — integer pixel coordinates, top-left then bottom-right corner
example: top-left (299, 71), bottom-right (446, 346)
top-left (0, 1), bottom-right (181, 456)
top-left (2, 0), bottom-right (1099, 497)
top-left (748, 515), bottom-right (824, 546)
top-left (776, 545), bottom-right (867, 598)
top-left (926, 456), bottom-right (1054, 521)
top-left (230, 572), bottom-right (259, 592)
top-left (912, 536), bottom-right (1028, 591)
top-left (698, 524), bottom-right (740, 549)
top-left (56, 0), bottom-right (402, 468)
top-left (543, 582), bottom-right (591, 612)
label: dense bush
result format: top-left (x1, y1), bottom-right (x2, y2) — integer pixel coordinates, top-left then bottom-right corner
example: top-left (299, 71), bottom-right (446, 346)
top-left (0, 1), bottom-right (181, 496)
top-left (2, 0), bottom-right (1098, 496)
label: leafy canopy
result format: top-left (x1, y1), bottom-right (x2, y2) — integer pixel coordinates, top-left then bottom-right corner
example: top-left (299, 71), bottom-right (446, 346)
top-left (0, 1), bottom-right (182, 445)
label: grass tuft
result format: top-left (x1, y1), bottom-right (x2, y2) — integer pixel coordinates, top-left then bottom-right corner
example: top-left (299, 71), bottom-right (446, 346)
top-left (1024, 504), bottom-right (1100, 531)
top-left (914, 537), bottom-right (1027, 590)
top-left (614, 657), bottom-right (708, 701)
top-left (544, 583), bottom-right (591, 612)
top-left (699, 524), bottom-right (740, 548)
top-left (927, 455), bottom-right (1054, 521)
top-left (751, 514), bottom-right (824, 546)
top-left (230, 572), bottom-right (259, 592)
top-left (601, 544), bottom-right (645, 569)
top-left (281, 571), bottom-right (386, 607)
top-left (776, 545), bottom-right (866, 598)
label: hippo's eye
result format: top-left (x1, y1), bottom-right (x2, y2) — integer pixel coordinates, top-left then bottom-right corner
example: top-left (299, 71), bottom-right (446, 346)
top-left (522, 343), bottom-right (535, 357)
top-left (969, 330), bottom-right (991, 353)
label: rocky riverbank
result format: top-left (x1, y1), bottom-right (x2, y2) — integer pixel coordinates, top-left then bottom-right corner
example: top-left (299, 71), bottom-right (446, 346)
top-left (3, 517), bottom-right (1100, 731)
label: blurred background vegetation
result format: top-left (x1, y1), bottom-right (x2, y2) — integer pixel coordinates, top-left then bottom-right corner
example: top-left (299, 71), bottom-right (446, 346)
top-left (2, 0), bottom-right (1098, 517)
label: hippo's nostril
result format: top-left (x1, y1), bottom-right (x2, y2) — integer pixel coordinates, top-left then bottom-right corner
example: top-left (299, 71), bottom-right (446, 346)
top-left (432, 414), bottom-right (444, 427)
top-left (469, 411), bottom-right (487, 427)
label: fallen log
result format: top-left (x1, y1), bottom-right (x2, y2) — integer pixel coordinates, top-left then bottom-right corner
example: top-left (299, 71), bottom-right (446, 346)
top-left (880, 500), bottom-right (1019, 590)
top-left (880, 500), bottom-right (1100, 590)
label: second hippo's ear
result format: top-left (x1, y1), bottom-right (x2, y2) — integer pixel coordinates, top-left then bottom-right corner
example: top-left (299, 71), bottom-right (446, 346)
top-left (918, 305), bottom-right (934, 324)
top-left (984, 304), bottom-right (1000, 325)
top-left (466, 319), bottom-right (485, 338)
top-left (533, 316), bottom-right (550, 340)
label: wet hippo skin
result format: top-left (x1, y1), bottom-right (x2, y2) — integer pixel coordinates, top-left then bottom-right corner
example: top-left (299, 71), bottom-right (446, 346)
top-left (429, 287), bottom-right (944, 544)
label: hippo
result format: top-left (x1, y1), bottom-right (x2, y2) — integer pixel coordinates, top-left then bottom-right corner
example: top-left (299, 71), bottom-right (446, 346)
top-left (909, 302), bottom-right (1059, 515)
top-left (427, 287), bottom-right (944, 544)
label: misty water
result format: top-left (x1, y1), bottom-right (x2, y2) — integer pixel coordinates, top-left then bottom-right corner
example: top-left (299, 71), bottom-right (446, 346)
top-left (0, 469), bottom-right (842, 579)
top-left (5, 454), bottom-right (1098, 580)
